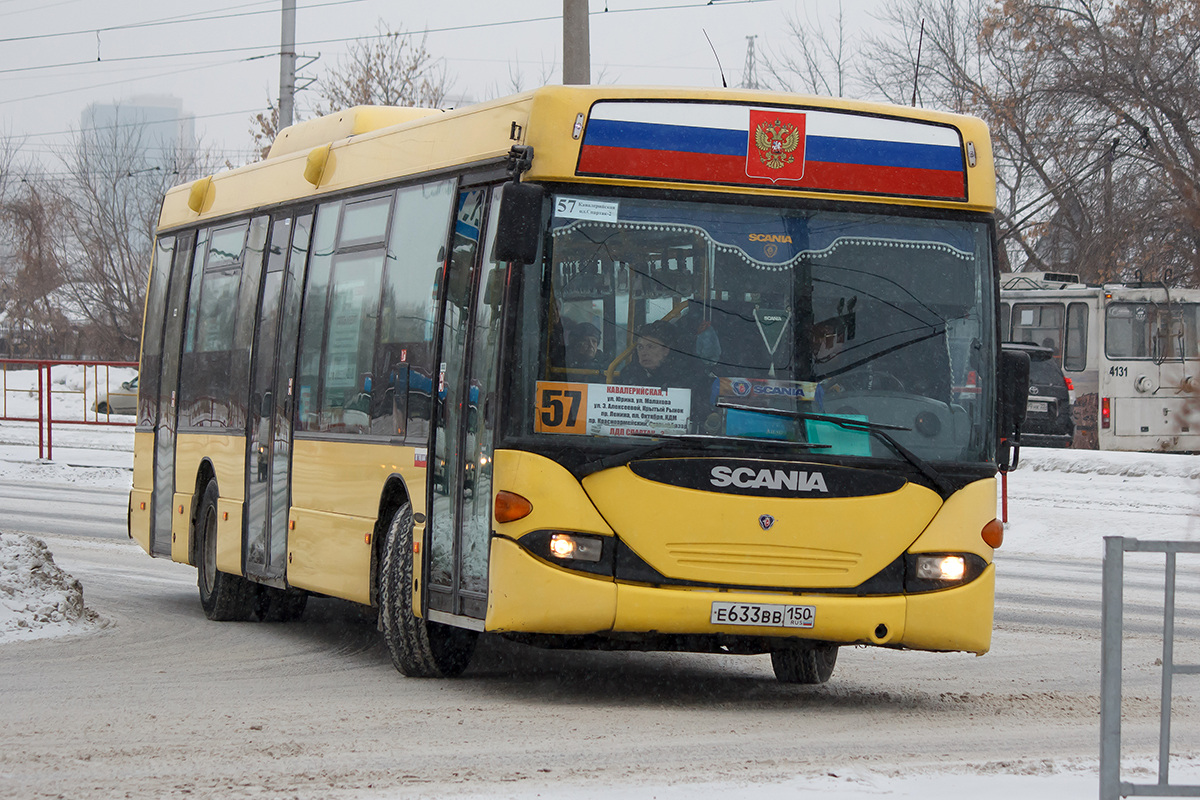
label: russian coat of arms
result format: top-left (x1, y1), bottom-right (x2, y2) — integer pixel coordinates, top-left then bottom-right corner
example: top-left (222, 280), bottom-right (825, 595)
top-left (754, 119), bottom-right (801, 170)
top-left (745, 110), bottom-right (806, 182)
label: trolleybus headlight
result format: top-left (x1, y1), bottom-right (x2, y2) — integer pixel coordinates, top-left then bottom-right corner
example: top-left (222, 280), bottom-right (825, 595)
top-left (914, 555), bottom-right (966, 581)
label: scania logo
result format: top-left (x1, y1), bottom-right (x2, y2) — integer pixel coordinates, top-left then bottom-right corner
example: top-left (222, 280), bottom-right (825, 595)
top-left (710, 465), bottom-right (829, 493)
top-left (730, 378), bottom-right (753, 398)
top-left (759, 514), bottom-right (775, 530)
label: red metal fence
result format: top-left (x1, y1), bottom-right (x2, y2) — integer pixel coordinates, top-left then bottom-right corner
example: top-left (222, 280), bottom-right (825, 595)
top-left (0, 359), bottom-right (139, 460)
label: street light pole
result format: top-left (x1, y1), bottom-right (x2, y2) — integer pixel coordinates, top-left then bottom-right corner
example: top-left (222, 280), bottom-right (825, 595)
top-left (279, 0), bottom-right (297, 128)
top-left (563, 0), bottom-right (590, 85)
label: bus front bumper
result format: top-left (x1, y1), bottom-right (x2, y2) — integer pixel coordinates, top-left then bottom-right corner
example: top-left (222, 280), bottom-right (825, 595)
top-left (485, 537), bottom-right (994, 655)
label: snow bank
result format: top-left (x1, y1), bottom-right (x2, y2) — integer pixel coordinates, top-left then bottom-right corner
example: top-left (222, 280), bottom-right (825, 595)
top-left (0, 532), bottom-right (104, 642)
top-left (1021, 445), bottom-right (1200, 480)
top-left (0, 455), bottom-right (133, 488)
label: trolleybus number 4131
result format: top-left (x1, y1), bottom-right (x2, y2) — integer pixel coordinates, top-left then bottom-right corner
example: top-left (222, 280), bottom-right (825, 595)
top-left (711, 601), bottom-right (816, 628)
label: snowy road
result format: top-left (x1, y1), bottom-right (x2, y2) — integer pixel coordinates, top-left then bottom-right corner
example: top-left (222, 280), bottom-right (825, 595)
top-left (0, 477), bottom-right (128, 540)
top-left (1, 446), bottom-right (1200, 798)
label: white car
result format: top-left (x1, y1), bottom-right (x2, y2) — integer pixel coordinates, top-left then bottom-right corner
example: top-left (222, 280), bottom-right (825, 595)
top-left (94, 375), bottom-right (138, 415)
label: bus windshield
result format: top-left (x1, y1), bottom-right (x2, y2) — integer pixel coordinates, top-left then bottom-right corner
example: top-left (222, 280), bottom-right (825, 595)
top-left (510, 193), bottom-right (995, 465)
top-left (1105, 302), bottom-right (1200, 361)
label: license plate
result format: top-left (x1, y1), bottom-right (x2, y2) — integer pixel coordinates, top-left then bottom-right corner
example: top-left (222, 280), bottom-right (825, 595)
top-left (710, 601), bottom-right (815, 629)
top-left (1026, 400), bottom-right (1049, 413)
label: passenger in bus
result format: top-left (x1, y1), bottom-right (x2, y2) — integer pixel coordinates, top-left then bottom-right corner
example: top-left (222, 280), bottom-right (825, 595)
top-left (567, 322), bottom-right (606, 372)
top-left (619, 321), bottom-right (689, 388)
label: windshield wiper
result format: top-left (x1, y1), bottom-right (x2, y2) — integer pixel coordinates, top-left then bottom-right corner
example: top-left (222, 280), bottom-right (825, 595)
top-left (573, 431), bottom-right (830, 479)
top-left (716, 401), bottom-right (954, 498)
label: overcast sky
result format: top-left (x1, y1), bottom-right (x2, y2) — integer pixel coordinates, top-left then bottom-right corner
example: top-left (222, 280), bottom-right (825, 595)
top-left (0, 0), bottom-right (883, 166)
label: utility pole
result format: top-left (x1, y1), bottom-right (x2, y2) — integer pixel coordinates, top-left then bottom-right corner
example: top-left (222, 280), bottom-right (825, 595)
top-left (742, 35), bottom-right (758, 89)
top-left (563, 0), bottom-right (590, 85)
top-left (279, 0), bottom-right (297, 128)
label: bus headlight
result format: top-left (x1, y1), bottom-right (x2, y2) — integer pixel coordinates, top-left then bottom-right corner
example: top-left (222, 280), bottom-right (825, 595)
top-left (915, 555), bottom-right (965, 581)
top-left (519, 530), bottom-right (613, 576)
top-left (905, 552), bottom-right (987, 592)
top-left (549, 533), bottom-right (603, 562)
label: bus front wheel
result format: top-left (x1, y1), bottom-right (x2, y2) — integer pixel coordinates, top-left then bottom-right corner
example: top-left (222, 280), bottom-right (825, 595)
top-left (380, 502), bottom-right (477, 677)
top-left (771, 642), bottom-right (838, 684)
top-left (197, 482), bottom-right (256, 621)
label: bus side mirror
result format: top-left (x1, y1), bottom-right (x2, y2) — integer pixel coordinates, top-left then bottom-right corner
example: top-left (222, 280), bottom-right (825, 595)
top-left (998, 348), bottom-right (1030, 471)
top-left (494, 182), bottom-right (543, 265)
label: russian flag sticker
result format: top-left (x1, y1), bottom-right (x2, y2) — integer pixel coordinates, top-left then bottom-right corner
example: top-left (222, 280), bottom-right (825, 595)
top-left (577, 101), bottom-right (967, 201)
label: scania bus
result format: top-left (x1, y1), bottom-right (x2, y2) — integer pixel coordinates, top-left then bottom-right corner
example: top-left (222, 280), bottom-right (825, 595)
top-left (1001, 271), bottom-right (1200, 451)
top-left (130, 86), bottom-right (1017, 683)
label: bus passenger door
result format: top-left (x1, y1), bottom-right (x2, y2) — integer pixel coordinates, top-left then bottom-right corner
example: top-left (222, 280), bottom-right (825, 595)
top-left (245, 214), bottom-right (312, 583)
top-left (427, 187), bottom-right (503, 622)
top-left (150, 233), bottom-right (195, 558)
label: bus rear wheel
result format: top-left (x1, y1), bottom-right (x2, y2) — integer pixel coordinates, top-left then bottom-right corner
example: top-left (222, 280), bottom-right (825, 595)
top-left (771, 642), bottom-right (838, 684)
top-left (380, 502), bottom-right (477, 677)
top-left (196, 482), bottom-right (256, 621)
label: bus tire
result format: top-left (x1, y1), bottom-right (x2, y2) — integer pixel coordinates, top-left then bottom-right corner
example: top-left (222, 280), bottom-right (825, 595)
top-left (771, 642), bottom-right (838, 684)
top-left (380, 502), bottom-right (477, 678)
top-left (196, 482), bottom-right (256, 621)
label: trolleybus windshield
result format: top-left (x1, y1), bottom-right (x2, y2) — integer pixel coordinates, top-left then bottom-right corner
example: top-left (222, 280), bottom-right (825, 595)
top-left (513, 194), bottom-right (995, 466)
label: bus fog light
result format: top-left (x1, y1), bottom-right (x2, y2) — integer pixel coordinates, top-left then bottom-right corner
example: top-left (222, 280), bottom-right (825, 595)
top-left (915, 555), bottom-right (966, 581)
top-left (548, 533), bottom-right (603, 562)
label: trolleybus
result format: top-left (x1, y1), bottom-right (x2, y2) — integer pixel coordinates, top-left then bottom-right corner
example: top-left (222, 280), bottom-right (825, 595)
top-left (1001, 271), bottom-right (1200, 451)
top-left (130, 86), bottom-right (1019, 683)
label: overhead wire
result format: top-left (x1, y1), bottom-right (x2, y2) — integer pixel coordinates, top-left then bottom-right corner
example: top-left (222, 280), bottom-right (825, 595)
top-left (1, 0), bottom-right (777, 145)
top-left (0, 0), bottom-right (777, 76)
top-left (0, 0), bottom-right (366, 45)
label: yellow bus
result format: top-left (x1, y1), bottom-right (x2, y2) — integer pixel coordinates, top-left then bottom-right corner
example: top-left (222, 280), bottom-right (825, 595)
top-left (130, 86), bottom-right (1019, 683)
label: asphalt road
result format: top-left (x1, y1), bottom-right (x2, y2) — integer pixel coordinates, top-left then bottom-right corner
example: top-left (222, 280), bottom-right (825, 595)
top-left (0, 477), bottom-right (129, 540)
top-left (0, 521), bottom-right (1196, 799)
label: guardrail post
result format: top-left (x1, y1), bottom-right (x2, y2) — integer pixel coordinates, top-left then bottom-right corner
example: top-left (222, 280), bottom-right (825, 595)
top-left (1159, 551), bottom-right (1177, 787)
top-left (1100, 535), bottom-right (1125, 800)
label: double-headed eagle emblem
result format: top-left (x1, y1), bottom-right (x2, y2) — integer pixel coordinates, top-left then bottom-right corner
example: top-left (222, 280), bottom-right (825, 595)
top-left (754, 118), bottom-right (801, 170)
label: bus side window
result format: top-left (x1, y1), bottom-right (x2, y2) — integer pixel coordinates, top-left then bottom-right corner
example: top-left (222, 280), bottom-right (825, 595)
top-left (378, 179), bottom-right (456, 445)
top-left (179, 222), bottom-right (249, 430)
top-left (1064, 302), bottom-right (1088, 371)
top-left (295, 202), bottom-right (342, 431)
top-left (311, 195), bottom-right (392, 435)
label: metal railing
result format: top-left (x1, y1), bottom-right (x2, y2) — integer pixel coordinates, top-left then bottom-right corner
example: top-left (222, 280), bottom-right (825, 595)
top-left (1101, 536), bottom-right (1200, 799)
top-left (0, 359), bottom-right (138, 460)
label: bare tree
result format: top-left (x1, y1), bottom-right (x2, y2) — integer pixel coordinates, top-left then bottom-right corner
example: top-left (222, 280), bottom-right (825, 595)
top-left (0, 136), bottom-right (79, 358)
top-left (857, 0), bottom-right (1200, 285)
top-left (0, 175), bottom-right (76, 358)
top-left (489, 56), bottom-right (560, 98)
top-left (45, 111), bottom-right (216, 359)
top-left (314, 22), bottom-right (451, 114)
top-left (991, 0), bottom-right (1200, 284)
top-left (248, 21), bottom-right (454, 161)
top-left (762, 3), bottom-right (858, 97)
top-left (249, 100), bottom-right (282, 163)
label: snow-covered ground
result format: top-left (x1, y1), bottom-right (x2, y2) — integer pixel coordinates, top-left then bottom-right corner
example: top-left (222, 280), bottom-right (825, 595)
top-left (2, 400), bottom-right (1199, 798)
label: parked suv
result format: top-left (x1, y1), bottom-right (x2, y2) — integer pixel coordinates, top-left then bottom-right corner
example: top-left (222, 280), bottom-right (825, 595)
top-left (1001, 342), bottom-right (1074, 447)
